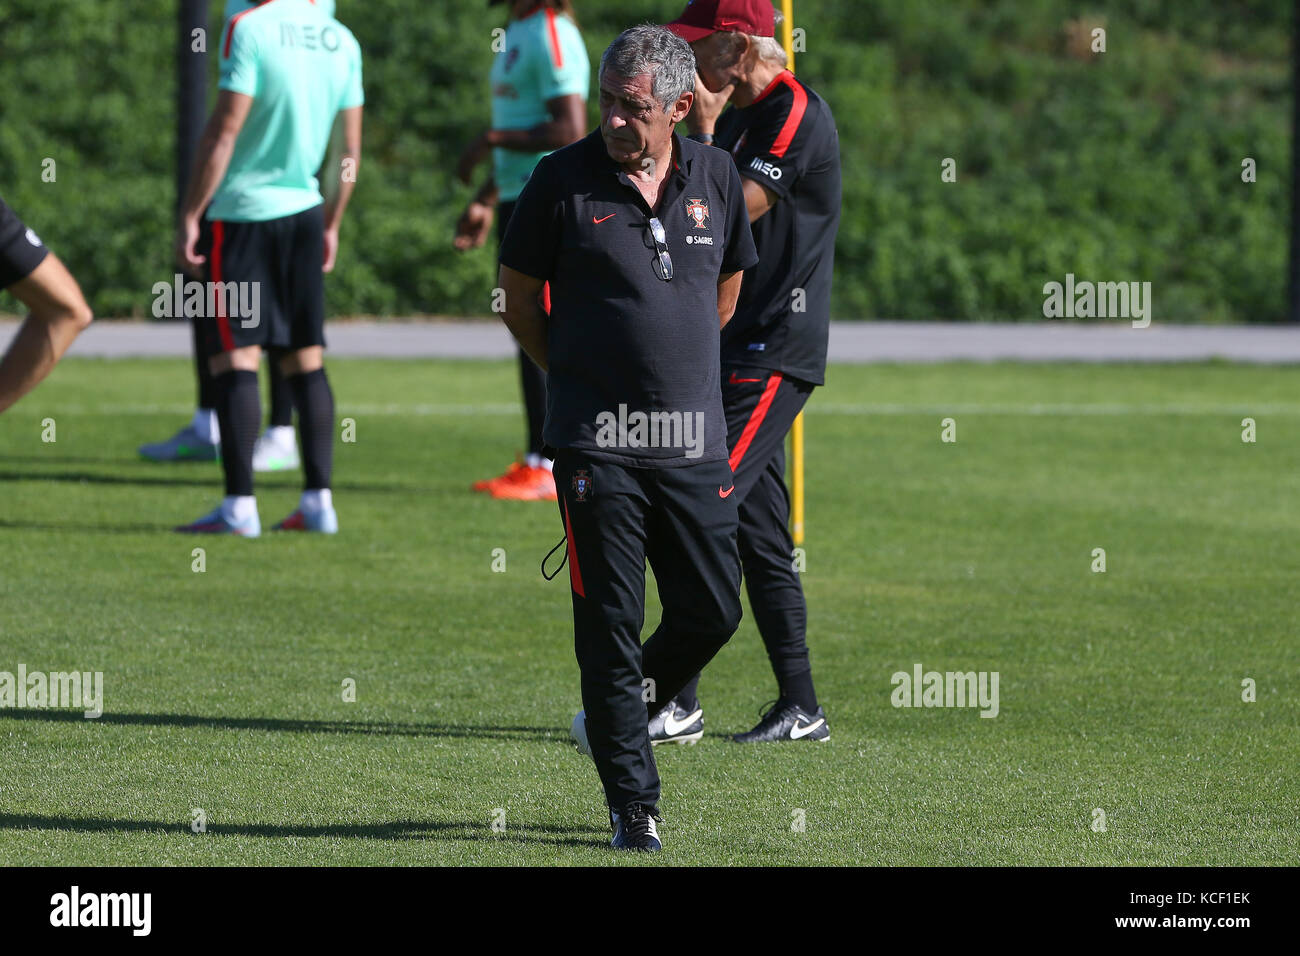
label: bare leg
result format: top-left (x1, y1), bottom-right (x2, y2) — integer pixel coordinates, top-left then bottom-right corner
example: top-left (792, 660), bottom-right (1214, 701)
top-left (0, 254), bottom-right (93, 414)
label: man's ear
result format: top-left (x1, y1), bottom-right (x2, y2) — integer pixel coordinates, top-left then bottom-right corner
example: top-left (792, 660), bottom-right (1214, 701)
top-left (671, 91), bottom-right (695, 125)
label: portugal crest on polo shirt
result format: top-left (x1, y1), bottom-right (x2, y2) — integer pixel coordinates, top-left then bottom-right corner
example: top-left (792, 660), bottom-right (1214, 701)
top-left (685, 198), bottom-right (711, 230)
top-left (571, 469), bottom-right (592, 502)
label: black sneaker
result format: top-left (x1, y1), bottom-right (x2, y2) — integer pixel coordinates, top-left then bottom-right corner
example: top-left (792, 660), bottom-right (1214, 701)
top-left (610, 803), bottom-right (662, 852)
top-left (732, 699), bottom-right (830, 743)
top-left (648, 699), bottom-right (704, 746)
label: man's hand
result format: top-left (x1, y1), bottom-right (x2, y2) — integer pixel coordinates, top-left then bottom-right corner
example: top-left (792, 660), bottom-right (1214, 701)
top-left (456, 132), bottom-right (492, 185)
top-left (175, 216), bottom-right (205, 275)
top-left (454, 200), bottom-right (496, 251)
top-left (323, 225), bottom-right (340, 273)
top-left (687, 72), bottom-right (732, 137)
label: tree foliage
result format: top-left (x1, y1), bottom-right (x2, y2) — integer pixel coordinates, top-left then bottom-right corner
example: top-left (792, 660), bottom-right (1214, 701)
top-left (0, 0), bottom-right (1290, 320)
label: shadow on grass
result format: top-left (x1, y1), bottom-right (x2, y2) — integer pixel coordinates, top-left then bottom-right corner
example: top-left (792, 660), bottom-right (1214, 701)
top-left (0, 455), bottom-right (133, 466)
top-left (0, 708), bottom-right (562, 742)
top-left (0, 468), bottom-right (217, 489)
top-left (0, 518), bottom-right (176, 534)
top-left (0, 813), bottom-right (606, 846)
top-left (0, 468), bottom-right (413, 494)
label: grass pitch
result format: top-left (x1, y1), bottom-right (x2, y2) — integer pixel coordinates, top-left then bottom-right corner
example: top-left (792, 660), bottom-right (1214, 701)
top-left (1, 357), bottom-right (1297, 865)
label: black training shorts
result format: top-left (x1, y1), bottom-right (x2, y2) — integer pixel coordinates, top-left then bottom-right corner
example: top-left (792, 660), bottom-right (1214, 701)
top-left (0, 198), bottom-right (50, 290)
top-left (199, 204), bottom-right (326, 353)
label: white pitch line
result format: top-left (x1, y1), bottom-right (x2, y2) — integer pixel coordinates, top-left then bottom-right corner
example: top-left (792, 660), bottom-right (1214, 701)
top-left (19, 402), bottom-right (1300, 416)
top-left (810, 402), bottom-right (1300, 416)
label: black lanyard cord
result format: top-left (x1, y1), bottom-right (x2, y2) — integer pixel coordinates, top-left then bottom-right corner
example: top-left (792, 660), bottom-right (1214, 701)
top-left (541, 534), bottom-right (569, 581)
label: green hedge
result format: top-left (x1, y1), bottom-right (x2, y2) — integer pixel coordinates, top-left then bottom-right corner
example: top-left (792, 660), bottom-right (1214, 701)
top-left (0, 0), bottom-right (1291, 320)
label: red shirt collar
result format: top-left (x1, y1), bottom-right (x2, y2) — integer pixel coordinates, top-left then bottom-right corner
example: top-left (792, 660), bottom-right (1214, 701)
top-left (752, 69), bottom-right (793, 104)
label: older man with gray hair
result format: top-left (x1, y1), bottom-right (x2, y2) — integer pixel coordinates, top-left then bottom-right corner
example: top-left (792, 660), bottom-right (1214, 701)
top-left (498, 24), bottom-right (758, 852)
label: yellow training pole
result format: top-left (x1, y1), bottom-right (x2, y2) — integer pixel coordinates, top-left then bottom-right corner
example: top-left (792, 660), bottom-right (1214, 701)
top-left (782, 0), bottom-right (796, 72)
top-left (782, 0), bottom-right (805, 547)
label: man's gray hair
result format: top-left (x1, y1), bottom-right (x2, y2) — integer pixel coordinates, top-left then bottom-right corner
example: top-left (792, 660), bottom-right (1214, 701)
top-left (713, 9), bottom-right (789, 70)
top-left (599, 25), bottom-right (696, 111)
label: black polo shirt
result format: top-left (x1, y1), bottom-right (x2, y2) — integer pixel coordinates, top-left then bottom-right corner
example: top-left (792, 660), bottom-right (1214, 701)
top-left (715, 70), bottom-right (841, 386)
top-left (499, 129), bottom-right (758, 468)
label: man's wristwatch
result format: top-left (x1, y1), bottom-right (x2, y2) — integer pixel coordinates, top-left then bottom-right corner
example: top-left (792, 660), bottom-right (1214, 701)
top-left (688, 132), bottom-right (715, 145)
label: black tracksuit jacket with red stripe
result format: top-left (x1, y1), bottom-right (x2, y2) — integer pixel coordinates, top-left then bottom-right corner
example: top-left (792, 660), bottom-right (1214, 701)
top-left (715, 69), bottom-right (842, 387)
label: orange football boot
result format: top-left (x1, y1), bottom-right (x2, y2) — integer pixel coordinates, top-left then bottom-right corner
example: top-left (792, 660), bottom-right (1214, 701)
top-left (473, 460), bottom-right (524, 493)
top-left (489, 465), bottom-right (557, 501)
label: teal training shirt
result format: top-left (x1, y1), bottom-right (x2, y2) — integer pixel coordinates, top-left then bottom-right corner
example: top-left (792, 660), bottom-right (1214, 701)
top-left (223, 0), bottom-right (334, 21)
top-left (490, 7), bottom-right (589, 203)
top-left (209, 0), bottom-right (363, 223)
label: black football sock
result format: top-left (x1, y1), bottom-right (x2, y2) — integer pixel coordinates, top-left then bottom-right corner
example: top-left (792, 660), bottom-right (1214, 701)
top-left (675, 674), bottom-right (701, 712)
top-left (193, 316), bottom-right (219, 410)
top-left (778, 669), bottom-right (819, 714)
top-left (287, 367), bottom-right (334, 490)
top-left (267, 351), bottom-right (295, 428)
top-left (214, 369), bottom-right (260, 497)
